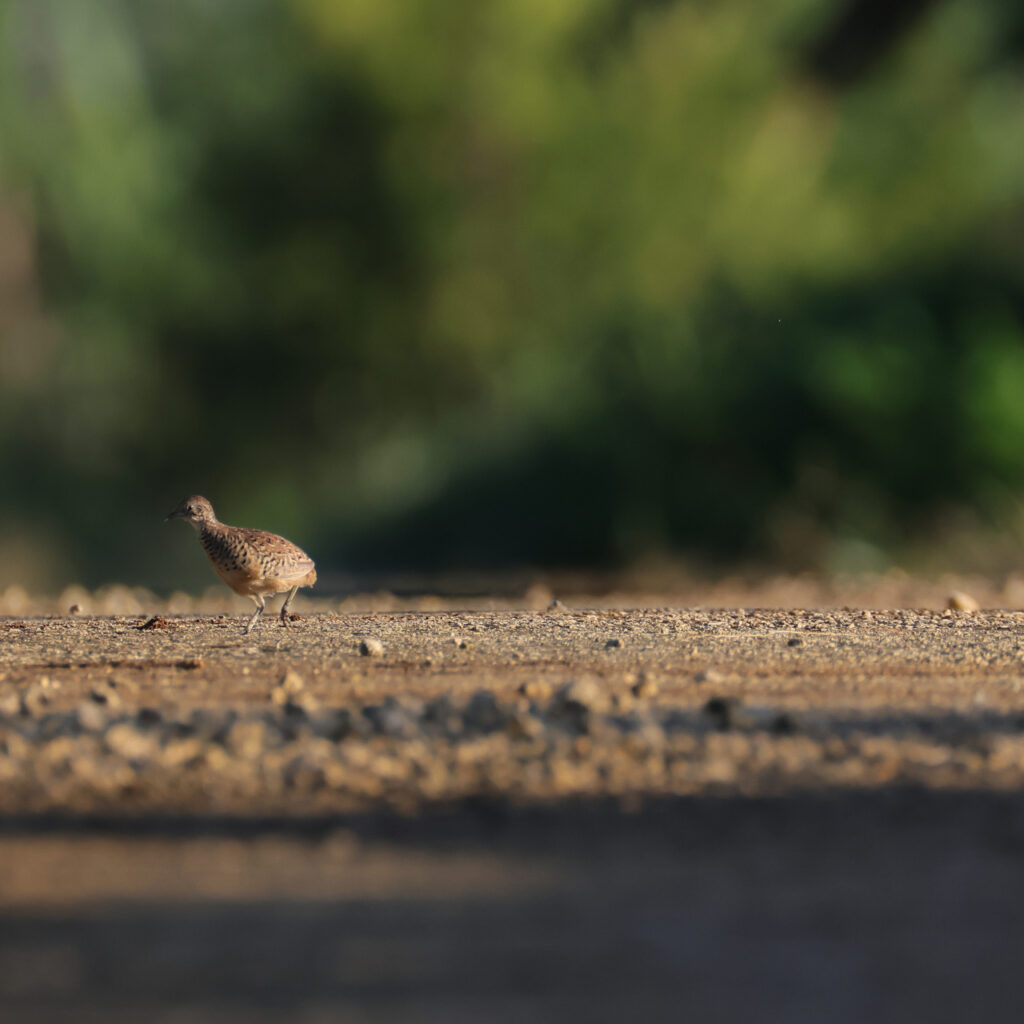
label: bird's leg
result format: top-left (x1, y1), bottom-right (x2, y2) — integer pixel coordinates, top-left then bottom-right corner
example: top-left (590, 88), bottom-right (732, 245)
top-left (280, 586), bottom-right (298, 627)
top-left (245, 594), bottom-right (266, 635)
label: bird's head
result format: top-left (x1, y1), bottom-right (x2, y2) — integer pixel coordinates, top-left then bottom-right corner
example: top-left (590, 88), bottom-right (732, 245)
top-left (165, 495), bottom-right (217, 528)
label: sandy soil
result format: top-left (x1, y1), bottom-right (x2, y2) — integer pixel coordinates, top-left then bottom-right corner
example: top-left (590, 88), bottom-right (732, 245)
top-left (4, 601), bottom-right (1024, 1021)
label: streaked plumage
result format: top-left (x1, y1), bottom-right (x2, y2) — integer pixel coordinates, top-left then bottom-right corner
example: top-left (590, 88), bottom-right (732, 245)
top-left (166, 495), bottom-right (316, 633)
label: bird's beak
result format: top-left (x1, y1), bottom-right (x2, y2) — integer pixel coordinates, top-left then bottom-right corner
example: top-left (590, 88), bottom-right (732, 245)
top-left (165, 509), bottom-right (183, 522)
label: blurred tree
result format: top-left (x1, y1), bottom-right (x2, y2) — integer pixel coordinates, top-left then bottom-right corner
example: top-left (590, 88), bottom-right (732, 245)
top-left (0, 0), bottom-right (1023, 588)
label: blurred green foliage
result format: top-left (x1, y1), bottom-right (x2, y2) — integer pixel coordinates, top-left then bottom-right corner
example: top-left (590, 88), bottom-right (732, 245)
top-left (1, 0), bottom-right (1024, 588)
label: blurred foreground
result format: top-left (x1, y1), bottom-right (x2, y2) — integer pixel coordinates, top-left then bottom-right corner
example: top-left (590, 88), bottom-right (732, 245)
top-left (5, 793), bottom-right (1024, 1024)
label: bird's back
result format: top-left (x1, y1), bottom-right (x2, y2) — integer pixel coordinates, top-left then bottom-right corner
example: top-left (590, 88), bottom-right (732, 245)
top-left (239, 527), bottom-right (316, 582)
top-left (200, 523), bottom-right (316, 594)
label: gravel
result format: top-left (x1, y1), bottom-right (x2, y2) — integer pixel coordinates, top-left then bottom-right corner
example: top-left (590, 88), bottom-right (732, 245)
top-left (2, 670), bottom-right (1024, 816)
top-left (2, 606), bottom-right (1024, 815)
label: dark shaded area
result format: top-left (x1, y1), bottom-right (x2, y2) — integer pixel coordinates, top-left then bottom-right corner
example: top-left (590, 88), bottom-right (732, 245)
top-left (6, 791), bottom-right (1024, 1022)
top-left (806, 0), bottom-right (942, 85)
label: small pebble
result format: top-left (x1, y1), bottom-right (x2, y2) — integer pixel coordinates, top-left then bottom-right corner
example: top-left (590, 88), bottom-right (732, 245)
top-left (22, 687), bottom-right (51, 715)
top-left (309, 708), bottom-right (355, 741)
top-left (105, 723), bottom-right (158, 761)
top-left (359, 638), bottom-right (385, 657)
top-left (137, 615), bottom-right (170, 631)
top-left (159, 737), bottom-right (204, 768)
top-left (364, 701), bottom-right (418, 738)
top-left (947, 591), bottom-right (980, 612)
top-left (136, 707), bottom-right (163, 727)
top-left (506, 710), bottom-right (544, 739)
top-left (422, 695), bottom-right (456, 721)
top-left (283, 693), bottom-right (320, 716)
top-left (631, 677), bottom-right (659, 699)
top-left (605, 637), bottom-right (624, 650)
top-left (772, 712), bottom-right (798, 735)
top-left (703, 695), bottom-right (742, 730)
top-left (553, 677), bottom-right (609, 714)
top-left (90, 684), bottom-right (123, 709)
top-left (694, 669), bottom-right (724, 685)
top-left (518, 679), bottom-right (552, 701)
top-left (464, 690), bottom-right (506, 732)
top-left (226, 720), bottom-right (270, 760)
top-left (280, 670), bottom-right (305, 693)
top-left (787, 637), bottom-right (803, 648)
top-left (77, 702), bottom-right (108, 732)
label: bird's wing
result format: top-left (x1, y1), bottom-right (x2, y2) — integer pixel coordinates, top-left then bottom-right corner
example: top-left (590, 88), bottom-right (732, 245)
top-left (240, 528), bottom-right (316, 580)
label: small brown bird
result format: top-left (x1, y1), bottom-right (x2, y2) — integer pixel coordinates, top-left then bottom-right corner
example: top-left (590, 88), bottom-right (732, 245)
top-left (166, 495), bottom-right (317, 634)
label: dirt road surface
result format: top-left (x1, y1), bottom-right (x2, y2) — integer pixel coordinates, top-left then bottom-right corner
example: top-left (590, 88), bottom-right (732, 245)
top-left (4, 603), bottom-right (1024, 1021)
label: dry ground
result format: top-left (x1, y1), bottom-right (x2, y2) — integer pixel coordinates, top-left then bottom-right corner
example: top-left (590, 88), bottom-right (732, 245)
top-left (4, 600), bottom-right (1024, 1021)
